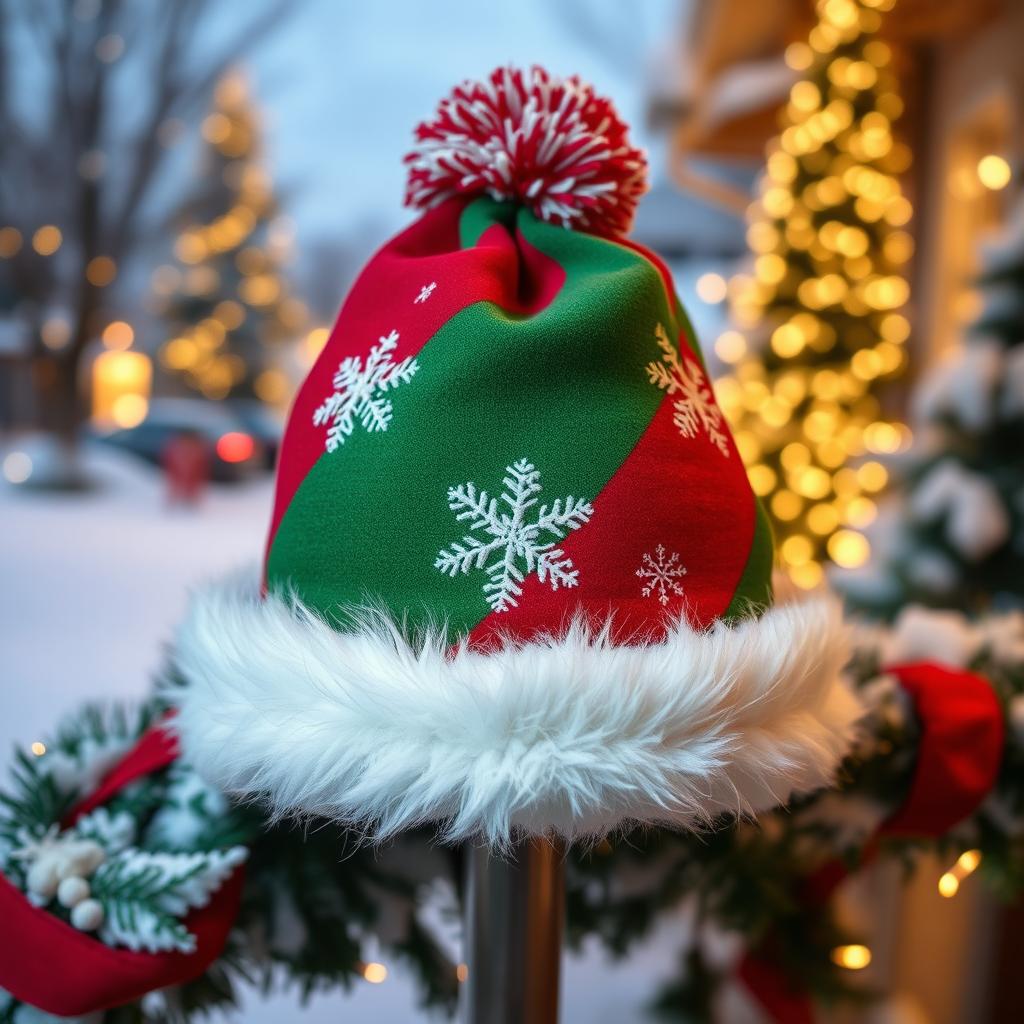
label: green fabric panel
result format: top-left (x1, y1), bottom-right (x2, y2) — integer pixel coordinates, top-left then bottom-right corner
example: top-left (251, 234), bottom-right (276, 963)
top-left (268, 199), bottom-right (677, 638)
top-left (723, 495), bottom-right (775, 619)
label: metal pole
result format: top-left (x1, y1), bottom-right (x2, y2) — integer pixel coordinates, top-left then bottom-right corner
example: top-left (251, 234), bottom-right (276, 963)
top-left (461, 835), bottom-right (564, 1024)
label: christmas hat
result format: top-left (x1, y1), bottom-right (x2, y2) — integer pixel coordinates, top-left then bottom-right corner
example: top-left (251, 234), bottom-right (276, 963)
top-left (174, 67), bottom-right (859, 844)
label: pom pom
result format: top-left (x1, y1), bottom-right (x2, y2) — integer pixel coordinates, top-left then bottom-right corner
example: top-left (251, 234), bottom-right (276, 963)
top-left (404, 65), bottom-right (648, 236)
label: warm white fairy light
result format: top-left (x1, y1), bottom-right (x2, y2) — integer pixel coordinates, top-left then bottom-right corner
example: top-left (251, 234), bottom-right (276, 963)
top-left (722, 0), bottom-right (911, 587)
top-left (831, 943), bottom-right (872, 970)
top-left (938, 849), bottom-right (982, 898)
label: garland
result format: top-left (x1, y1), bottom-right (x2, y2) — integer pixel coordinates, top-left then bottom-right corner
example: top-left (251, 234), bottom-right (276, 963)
top-left (0, 698), bottom-right (462, 1024)
top-left (2, 607), bottom-right (1023, 1022)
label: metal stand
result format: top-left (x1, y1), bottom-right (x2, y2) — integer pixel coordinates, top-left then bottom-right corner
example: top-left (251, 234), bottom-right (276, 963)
top-left (461, 836), bottom-right (564, 1024)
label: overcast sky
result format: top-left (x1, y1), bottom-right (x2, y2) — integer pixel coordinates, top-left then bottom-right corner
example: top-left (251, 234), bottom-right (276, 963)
top-left (247, 0), bottom-right (687, 251)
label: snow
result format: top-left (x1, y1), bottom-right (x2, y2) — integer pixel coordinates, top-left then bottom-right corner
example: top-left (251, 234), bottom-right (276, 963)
top-left (880, 606), bottom-right (981, 668)
top-left (911, 339), bottom-right (1002, 433)
top-left (1, 443), bottom-right (686, 1022)
top-left (909, 460), bottom-right (1009, 561)
top-left (435, 459), bottom-right (594, 612)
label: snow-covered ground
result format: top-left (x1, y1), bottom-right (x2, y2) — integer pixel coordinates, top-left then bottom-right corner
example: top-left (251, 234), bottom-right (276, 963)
top-left (1, 445), bottom-right (687, 1023)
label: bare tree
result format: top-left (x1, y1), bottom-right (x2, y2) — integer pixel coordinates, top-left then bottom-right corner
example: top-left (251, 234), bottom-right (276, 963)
top-left (0, 0), bottom-right (286, 476)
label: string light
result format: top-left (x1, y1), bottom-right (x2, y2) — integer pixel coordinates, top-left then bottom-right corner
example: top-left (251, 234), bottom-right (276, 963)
top-left (831, 944), bottom-right (872, 970)
top-left (305, 327), bottom-right (330, 361)
top-left (938, 849), bottom-right (982, 898)
top-left (86, 256), bottom-right (117, 287)
top-left (158, 71), bottom-right (306, 401)
top-left (362, 962), bottom-right (388, 984)
top-left (102, 321), bottom-right (134, 350)
top-left (976, 155), bottom-right (1011, 191)
top-left (723, 0), bottom-right (910, 584)
top-left (0, 226), bottom-right (23, 257)
top-left (30, 741), bottom-right (46, 757)
top-left (32, 225), bottom-right (62, 256)
top-left (456, 963), bottom-right (469, 983)
top-left (696, 272), bottom-right (728, 304)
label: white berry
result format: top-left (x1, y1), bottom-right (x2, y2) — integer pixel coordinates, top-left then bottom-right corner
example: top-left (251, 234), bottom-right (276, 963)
top-left (71, 898), bottom-right (104, 931)
top-left (57, 875), bottom-right (91, 908)
top-left (26, 859), bottom-right (59, 900)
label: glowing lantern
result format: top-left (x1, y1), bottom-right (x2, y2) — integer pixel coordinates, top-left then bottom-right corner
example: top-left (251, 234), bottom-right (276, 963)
top-left (92, 349), bottom-right (152, 428)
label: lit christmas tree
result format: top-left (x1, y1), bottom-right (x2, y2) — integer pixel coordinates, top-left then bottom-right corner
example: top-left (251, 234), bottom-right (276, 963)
top-left (156, 73), bottom-right (307, 404)
top-left (840, 188), bottom-right (1024, 616)
top-left (715, 0), bottom-right (913, 590)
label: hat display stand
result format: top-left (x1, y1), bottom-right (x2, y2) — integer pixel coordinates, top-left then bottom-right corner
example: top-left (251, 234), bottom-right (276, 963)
top-left (462, 837), bottom-right (563, 1023)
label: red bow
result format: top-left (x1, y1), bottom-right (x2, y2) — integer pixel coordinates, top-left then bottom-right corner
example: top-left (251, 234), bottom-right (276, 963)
top-left (0, 720), bottom-right (245, 1017)
top-left (739, 662), bottom-right (1005, 1023)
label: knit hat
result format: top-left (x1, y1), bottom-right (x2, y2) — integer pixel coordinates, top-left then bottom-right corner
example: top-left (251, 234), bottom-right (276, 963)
top-left (174, 67), bottom-right (859, 844)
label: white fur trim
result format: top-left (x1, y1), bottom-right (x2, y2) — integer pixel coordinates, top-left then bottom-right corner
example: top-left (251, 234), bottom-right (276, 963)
top-left (171, 579), bottom-right (861, 845)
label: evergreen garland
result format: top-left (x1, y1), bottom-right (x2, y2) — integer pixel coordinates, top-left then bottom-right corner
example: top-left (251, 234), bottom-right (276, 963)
top-left (4, 609), bottom-right (1024, 1022)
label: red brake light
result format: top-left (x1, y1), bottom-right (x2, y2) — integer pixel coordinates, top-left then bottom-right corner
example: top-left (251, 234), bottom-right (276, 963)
top-left (216, 431), bottom-right (255, 463)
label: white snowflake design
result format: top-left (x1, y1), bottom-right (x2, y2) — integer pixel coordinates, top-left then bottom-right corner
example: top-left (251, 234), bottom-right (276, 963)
top-left (636, 545), bottom-right (687, 606)
top-left (435, 459), bottom-right (594, 612)
top-left (312, 329), bottom-right (419, 453)
top-left (414, 281), bottom-right (437, 304)
top-left (646, 323), bottom-right (730, 457)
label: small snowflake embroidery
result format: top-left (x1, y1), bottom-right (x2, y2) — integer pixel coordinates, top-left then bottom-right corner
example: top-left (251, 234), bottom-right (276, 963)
top-left (414, 282), bottom-right (437, 304)
top-left (636, 545), bottom-right (687, 606)
top-left (312, 329), bottom-right (419, 453)
top-left (646, 323), bottom-right (730, 457)
top-left (435, 459), bottom-right (594, 612)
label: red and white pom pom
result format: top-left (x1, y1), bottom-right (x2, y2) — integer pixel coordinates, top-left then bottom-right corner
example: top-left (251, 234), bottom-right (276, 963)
top-left (404, 66), bottom-right (648, 237)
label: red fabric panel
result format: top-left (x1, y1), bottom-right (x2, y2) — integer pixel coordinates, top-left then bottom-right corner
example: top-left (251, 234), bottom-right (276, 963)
top-left (264, 199), bottom-right (565, 562)
top-left (467, 324), bottom-right (755, 649)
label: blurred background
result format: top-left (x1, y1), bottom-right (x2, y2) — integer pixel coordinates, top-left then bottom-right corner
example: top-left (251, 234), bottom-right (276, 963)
top-left (2, 0), bottom-right (1022, 1020)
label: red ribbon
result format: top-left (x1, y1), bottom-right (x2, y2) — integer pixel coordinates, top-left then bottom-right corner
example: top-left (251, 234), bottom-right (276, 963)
top-left (0, 719), bottom-right (245, 1017)
top-left (740, 661), bottom-right (1005, 1022)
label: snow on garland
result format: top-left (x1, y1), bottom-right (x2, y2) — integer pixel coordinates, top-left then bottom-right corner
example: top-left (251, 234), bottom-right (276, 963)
top-left (0, 696), bottom-right (464, 1024)
top-left (404, 65), bottom-right (648, 236)
top-left (0, 708), bottom-right (247, 956)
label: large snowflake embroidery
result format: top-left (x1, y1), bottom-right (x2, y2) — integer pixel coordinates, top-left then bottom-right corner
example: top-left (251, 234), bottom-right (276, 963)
top-left (434, 459), bottom-right (594, 612)
top-left (636, 545), bottom-right (687, 606)
top-left (646, 324), bottom-right (730, 457)
top-left (312, 329), bottom-right (419, 452)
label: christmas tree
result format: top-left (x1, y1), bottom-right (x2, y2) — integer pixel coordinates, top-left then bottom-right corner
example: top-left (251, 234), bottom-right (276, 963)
top-left (840, 190), bottom-right (1024, 616)
top-left (156, 72), bottom-right (306, 403)
top-left (716, 0), bottom-right (913, 590)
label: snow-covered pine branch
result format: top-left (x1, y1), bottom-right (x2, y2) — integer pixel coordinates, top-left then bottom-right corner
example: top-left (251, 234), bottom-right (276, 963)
top-left (93, 847), bottom-right (247, 953)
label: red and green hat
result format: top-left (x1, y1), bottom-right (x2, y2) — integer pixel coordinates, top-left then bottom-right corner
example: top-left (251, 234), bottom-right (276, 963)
top-left (175, 67), bottom-right (859, 845)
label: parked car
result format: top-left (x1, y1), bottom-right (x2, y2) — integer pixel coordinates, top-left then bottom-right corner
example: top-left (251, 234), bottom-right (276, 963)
top-left (226, 398), bottom-right (285, 471)
top-left (91, 398), bottom-right (275, 483)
